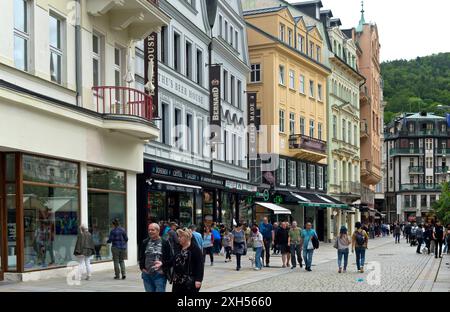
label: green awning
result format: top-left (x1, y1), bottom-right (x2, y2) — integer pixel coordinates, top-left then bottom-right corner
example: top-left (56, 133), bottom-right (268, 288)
top-left (289, 192), bottom-right (350, 210)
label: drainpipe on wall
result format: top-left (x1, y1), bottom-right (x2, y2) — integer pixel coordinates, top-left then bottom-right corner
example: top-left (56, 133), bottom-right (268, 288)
top-left (75, 0), bottom-right (82, 106)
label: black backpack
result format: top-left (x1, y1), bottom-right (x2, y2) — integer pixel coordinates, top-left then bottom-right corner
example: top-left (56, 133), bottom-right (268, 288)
top-left (355, 231), bottom-right (365, 246)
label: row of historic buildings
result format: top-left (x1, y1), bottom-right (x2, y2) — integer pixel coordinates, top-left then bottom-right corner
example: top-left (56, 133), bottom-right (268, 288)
top-left (0, 0), bottom-right (384, 281)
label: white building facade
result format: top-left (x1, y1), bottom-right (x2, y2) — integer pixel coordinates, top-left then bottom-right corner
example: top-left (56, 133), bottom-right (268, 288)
top-left (0, 0), bottom-right (169, 281)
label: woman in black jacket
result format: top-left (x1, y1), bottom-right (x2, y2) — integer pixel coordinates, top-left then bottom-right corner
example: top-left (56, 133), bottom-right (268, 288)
top-left (171, 228), bottom-right (204, 293)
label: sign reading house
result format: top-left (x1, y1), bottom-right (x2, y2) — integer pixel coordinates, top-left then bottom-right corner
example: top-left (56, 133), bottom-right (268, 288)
top-left (209, 65), bottom-right (221, 142)
top-left (144, 32), bottom-right (158, 117)
top-left (247, 93), bottom-right (257, 161)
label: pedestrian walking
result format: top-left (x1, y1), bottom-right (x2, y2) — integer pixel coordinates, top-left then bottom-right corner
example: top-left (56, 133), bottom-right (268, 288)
top-left (335, 226), bottom-right (351, 273)
top-left (139, 223), bottom-right (171, 292)
top-left (393, 222), bottom-right (401, 244)
top-left (301, 222), bottom-right (318, 272)
top-left (107, 219), bottom-right (128, 280)
top-left (288, 221), bottom-right (303, 269)
top-left (404, 223), bottom-right (412, 243)
top-left (275, 222), bottom-right (290, 268)
top-left (259, 217), bottom-right (273, 267)
top-left (73, 224), bottom-right (95, 281)
top-left (189, 224), bottom-right (203, 252)
top-left (410, 223), bottom-right (418, 246)
top-left (202, 227), bottom-right (214, 266)
top-left (250, 225), bottom-right (264, 270)
top-left (433, 221), bottom-right (445, 258)
top-left (212, 225), bottom-right (222, 254)
top-left (443, 225), bottom-right (450, 254)
top-left (423, 224), bottom-right (433, 254)
top-left (222, 228), bottom-right (233, 262)
top-left (230, 223), bottom-right (247, 271)
top-left (352, 222), bottom-right (369, 273)
top-left (416, 224), bottom-right (424, 254)
top-left (272, 222), bottom-right (280, 255)
top-left (171, 228), bottom-right (204, 293)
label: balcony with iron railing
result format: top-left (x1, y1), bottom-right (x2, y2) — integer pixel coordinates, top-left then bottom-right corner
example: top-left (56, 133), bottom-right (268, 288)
top-left (390, 148), bottom-right (424, 156)
top-left (399, 183), bottom-right (443, 191)
top-left (384, 129), bottom-right (450, 139)
top-left (289, 134), bottom-right (327, 162)
top-left (341, 181), bottom-right (361, 195)
top-left (436, 148), bottom-right (450, 155)
top-left (409, 166), bottom-right (424, 174)
top-left (92, 86), bottom-right (159, 139)
top-left (435, 166), bottom-right (449, 174)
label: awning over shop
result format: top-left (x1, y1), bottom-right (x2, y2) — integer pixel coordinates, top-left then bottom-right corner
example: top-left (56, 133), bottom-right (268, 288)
top-left (255, 202), bottom-right (292, 215)
top-left (290, 192), bottom-right (350, 210)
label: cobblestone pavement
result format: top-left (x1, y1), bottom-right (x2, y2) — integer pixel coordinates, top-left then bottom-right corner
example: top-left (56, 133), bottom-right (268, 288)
top-left (0, 236), bottom-right (448, 292)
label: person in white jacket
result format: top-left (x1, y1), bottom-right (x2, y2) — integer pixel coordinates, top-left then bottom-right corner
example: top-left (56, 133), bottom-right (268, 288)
top-left (250, 226), bottom-right (264, 271)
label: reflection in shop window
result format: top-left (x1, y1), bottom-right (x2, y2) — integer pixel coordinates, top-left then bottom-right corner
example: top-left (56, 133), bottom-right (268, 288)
top-left (87, 166), bottom-right (126, 262)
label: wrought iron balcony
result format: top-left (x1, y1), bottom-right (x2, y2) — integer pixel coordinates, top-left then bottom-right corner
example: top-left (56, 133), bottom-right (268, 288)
top-left (400, 183), bottom-right (443, 191)
top-left (341, 181), bottom-right (361, 195)
top-left (409, 166), bottom-right (424, 174)
top-left (390, 148), bottom-right (424, 156)
top-left (436, 148), bottom-right (450, 155)
top-left (435, 166), bottom-right (449, 174)
top-left (288, 134), bottom-right (327, 162)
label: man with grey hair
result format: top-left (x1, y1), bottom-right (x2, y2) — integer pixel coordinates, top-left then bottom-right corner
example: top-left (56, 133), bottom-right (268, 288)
top-left (74, 224), bottom-right (95, 281)
top-left (139, 223), bottom-right (171, 292)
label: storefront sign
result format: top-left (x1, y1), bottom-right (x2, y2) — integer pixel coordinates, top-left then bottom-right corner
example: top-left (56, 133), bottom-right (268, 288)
top-left (150, 163), bottom-right (225, 187)
top-left (247, 92), bottom-right (258, 161)
top-left (201, 176), bottom-right (224, 186)
top-left (144, 32), bottom-right (158, 116)
top-left (209, 65), bottom-right (221, 142)
top-left (158, 72), bottom-right (207, 107)
top-left (225, 180), bottom-right (257, 192)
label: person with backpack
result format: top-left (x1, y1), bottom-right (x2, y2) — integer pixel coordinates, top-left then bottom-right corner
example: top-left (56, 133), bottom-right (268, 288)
top-left (335, 226), bottom-right (351, 273)
top-left (415, 224), bottom-right (424, 254)
top-left (352, 222), bottom-right (369, 273)
top-left (202, 227), bottom-right (214, 266)
top-left (433, 221), bottom-right (445, 258)
top-left (301, 222), bottom-right (318, 272)
top-left (211, 226), bottom-right (222, 255)
top-left (404, 223), bottom-right (412, 243)
top-left (423, 224), bottom-right (433, 254)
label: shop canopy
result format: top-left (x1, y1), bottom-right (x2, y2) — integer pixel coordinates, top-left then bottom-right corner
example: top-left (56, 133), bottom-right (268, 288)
top-left (288, 192), bottom-right (350, 210)
top-left (255, 202), bottom-right (292, 215)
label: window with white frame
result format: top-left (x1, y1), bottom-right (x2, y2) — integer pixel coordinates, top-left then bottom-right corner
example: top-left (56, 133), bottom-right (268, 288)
top-left (348, 121), bottom-right (351, 145)
top-left (288, 28), bottom-right (293, 46)
top-left (318, 166), bottom-right (323, 189)
top-left (230, 75), bottom-right (235, 106)
top-left (318, 123), bottom-right (322, 140)
top-left (316, 46), bottom-right (321, 62)
top-left (250, 159), bottom-right (262, 184)
top-left (279, 159), bottom-right (286, 185)
top-left (14, 0), bottom-right (30, 71)
top-left (114, 47), bottom-right (124, 103)
top-left (279, 24), bottom-right (285, 42)
top-left (279, 110), bottom-right (285, 133)
top-left (230, 25), bottom-right (234, 46)
top-left (300, 162), bottom-right (306, 187)
top-left (161, 103), bottom-right (170, 145)
top-left (426, 176), bottom-right (433, 185)
top-left (426, 157), bottom-right (433, 168)
top-left (49, 13), bottom-right (63, 84)
top-left (196, 49), bottom-right (203, 85)
top-left (160, 26), bottom-right (168, 64)
top-left (289, 112), bottom-right (295, 135)
top-left (279, 65), bottom-right (285, 85)
top-left (238, 137), bottom-right (243, 167)
top-left (309, 165), bottom-right (316, 188)
top-left (223, 70), bottom-right (228, 101)
top-left (225, 20), bottom-right (228, 42)
top-left (174, 32), bottom-right (181, 72)
top-left (299, 75), bottom-right (305, 94)
top-left (342, 119), bottom-right (346, 142)
top-left (289, 70), bottom-right (295, 89)
top-left (289, 161), bottom-right (296, 187)
top-left (300, 117), bottom-right (305, 135)
top-left (235, 30), bottom-right (239, 51)
top-left (425, 139), bottom-right (432, 150)
top-left (185, 40), bottom-right (192, 79)
top-left (250, 64), bottom-right (261, 82)
top-left (219, 15), bottom-right (223, 37)
top-left (309, 42), bottom-right (314, 58)
top-left (237, 80), bottom-right (242, 109)
top-left (197, 118), bottom-right (203, 155)
top-left (297, 34), bottom-right (304, 52)
top-left (354, 125), bottom-right (357, 146)
top-left (187, 113), bottom-right (193, 152)
top-left (309, 120), bottom-right (314, 138)
top-left (232, 133), bottom-right (236, 165)
top-left (309, 80), bottom-right (314, 98)
top-left (92, 33), bottom-right (103, 88)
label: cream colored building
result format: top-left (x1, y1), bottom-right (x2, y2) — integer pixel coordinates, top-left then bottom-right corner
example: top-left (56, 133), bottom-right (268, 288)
top-left (0, 0), bottom-right (169, 281)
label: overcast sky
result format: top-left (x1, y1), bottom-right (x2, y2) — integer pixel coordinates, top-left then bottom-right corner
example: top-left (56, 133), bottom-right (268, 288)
top-left (287, 0), bottom-right (450, 62)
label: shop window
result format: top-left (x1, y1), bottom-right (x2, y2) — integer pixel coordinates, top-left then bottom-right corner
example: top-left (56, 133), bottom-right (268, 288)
top-left (203, 191), bottom-right (214, 226)
top-left (87, 166), bottom-right (126, 262)
top-left (22, 155), bottom-right (80, 271)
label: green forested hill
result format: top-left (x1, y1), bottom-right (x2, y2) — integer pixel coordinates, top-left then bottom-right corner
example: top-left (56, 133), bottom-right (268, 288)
top-left (381, 52), bottom-right (450, 123)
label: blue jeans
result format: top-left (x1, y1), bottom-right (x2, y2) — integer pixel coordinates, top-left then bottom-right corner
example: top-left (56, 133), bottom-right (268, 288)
top-left (254, 247), bottom-right (263, 269)
top-left (303, 248), bottom-right (314, 269)
top-left (337, 249), bottom-right (349, 270)
top-left (142, 272), bottom-right (167, 292)
top-left (355, 247), bottom-right (366, 270)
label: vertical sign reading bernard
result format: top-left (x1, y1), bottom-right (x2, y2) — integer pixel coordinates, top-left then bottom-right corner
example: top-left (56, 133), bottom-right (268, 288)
top-left (209, 65), bottom-right (222, 142)
top-left (248, 93), bottom-right (257, 161)
top-left (144, 32), bottom-right (158, 117)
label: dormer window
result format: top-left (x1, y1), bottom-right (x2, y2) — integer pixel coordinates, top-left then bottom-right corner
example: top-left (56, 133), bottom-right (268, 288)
top-left (408, 123), bottom-right (415, 133)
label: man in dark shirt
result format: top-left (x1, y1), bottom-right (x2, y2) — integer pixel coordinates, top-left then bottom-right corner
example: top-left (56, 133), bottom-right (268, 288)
top-left (259, 217), bottom-right (274, 267)
top-left (433, 221), bottom-right (445, 258)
